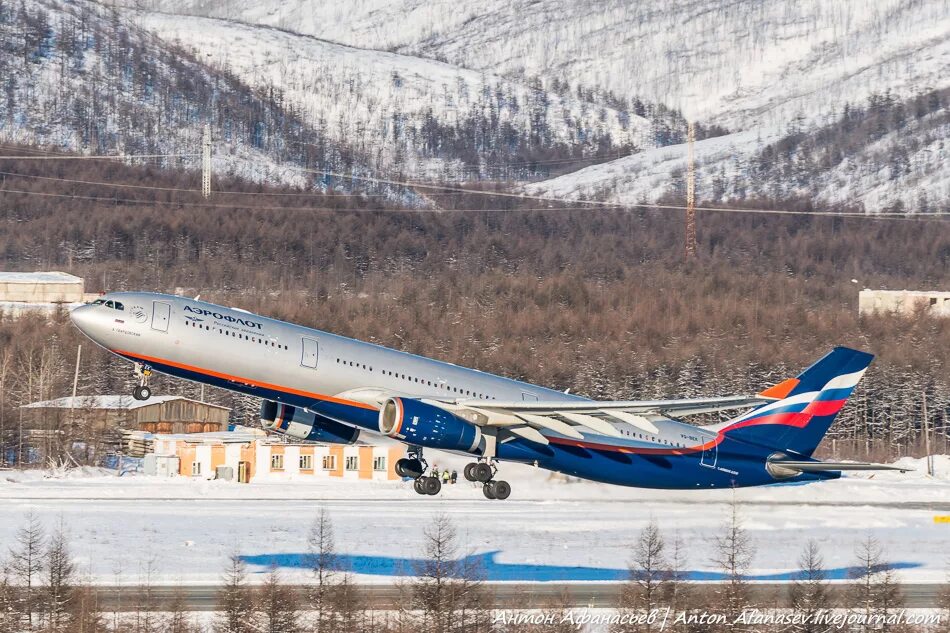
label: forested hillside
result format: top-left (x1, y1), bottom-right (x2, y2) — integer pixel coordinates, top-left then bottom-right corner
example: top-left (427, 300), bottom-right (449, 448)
top-left (128, 11), bottom-right (691, 179)
top-left (531, 87), bottom-right (950, 214)
top-left (0, 0), bottom-right (360, 189)
top-left (0, 154), bottom-right (946, 465)
top-left (0, 0), bottom-right (703, 187)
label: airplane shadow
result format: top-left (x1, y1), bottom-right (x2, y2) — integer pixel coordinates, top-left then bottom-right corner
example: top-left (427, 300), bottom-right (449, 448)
top-left (240, 551), bottom-right (921, 582)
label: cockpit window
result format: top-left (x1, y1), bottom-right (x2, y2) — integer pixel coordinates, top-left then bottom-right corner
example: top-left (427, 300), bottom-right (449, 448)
top-left (93, 299), bottom-right (125, 310)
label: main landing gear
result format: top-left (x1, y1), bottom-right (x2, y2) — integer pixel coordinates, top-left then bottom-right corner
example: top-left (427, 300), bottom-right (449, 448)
top-left (397, 448), bottom-right (443, 496)
top-left (464, 460), bottom-right (511, 501)
top-left (132, 363), bottom-right (153, 401)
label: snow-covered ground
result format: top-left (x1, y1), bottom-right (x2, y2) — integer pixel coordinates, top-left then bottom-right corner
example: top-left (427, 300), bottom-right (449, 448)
top-left (1, 455), bottom-right (947, 585)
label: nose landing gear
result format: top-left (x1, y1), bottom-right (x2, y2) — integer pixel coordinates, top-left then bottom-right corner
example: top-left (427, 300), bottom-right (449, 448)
top-left (132, 363), bottom-right (153, 401)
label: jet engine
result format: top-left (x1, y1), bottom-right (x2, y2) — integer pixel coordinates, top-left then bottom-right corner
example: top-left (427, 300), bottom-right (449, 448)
top-left (378, 397), bottom-right (482, 452)
top-left (260, 400), bottom-right (360, 444)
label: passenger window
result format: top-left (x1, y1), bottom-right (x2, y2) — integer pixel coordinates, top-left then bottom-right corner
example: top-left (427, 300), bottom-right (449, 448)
top-left (114, 302), bottom-right (124, 311)
top-left (105, 301), bottom-right (114, 308)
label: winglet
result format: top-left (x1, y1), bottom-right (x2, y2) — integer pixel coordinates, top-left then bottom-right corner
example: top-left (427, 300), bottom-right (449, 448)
top-left (758, 377), bottom-right (800, 400)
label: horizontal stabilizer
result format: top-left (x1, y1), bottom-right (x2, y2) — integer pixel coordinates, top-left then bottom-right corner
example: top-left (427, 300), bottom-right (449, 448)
top-left (769, 460), bottom-right (911, 473)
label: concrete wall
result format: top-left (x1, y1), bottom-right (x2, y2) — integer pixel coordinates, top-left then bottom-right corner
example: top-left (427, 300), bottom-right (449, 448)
top-left (0, 272), bottom-right (84, 302)
top-left (148, 437), bottom-right (402, 482)
top-left (859, 290), bottom-right (950, 317)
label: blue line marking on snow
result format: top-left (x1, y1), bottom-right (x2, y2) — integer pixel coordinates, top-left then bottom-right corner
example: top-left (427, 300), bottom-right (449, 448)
top-left (240, 552), bottom-right (920, 582)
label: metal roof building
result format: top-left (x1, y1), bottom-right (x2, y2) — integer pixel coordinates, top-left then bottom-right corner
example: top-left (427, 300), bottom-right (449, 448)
top-left (0, 271), bottom-right (85, 303)
top-left (22, 395), bottom-right (231, 434)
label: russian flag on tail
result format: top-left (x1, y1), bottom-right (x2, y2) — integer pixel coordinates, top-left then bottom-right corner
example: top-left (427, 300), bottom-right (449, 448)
top-left (716, 347), bottom-right (874, 457)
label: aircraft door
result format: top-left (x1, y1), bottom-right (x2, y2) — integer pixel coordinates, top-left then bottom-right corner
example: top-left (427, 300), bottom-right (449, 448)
top-left (700, 433), bottom-right (718, 468)
top-left (301, 337), bottom-right (319, 369)
top-left (522, 391), bottom-right (539, 401)
top-left (151, 302), bottom-right (170, 332)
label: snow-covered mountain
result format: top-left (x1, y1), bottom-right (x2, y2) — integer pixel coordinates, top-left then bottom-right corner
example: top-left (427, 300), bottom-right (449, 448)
top-left (126, 11), bottom-right (655, 178)
top-left (528, 88), bottom-right (950, 213)
top-left (117, 0), bottom-right (950, 129)
top-left (112, 0), bottom-right (950, 212)
top-left (0, 0), bottom-right (375, 190)
top-left (9, 0), bottom-right (948, 210)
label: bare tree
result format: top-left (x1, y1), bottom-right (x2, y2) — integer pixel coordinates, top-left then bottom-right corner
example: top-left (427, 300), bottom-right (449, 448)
top-left (164, 584), bottom-right (194, 633)
top-left (307, 506), bottom-right (338, 632)
top-left (43, 518), bottom-right (77, 631)
top-left (8, 511), bottom-right (46, 628)
top-left (132, 552), bottom-right (161, 633)
top-left (256, 566), bottom-right (301, 633)
top-left (709, 495), bottom-right (755, 630)
top-left (402, 513), bottom-right (490, 633)
top-left (848, 536), bottom-right (904, 633)
top-left (69, 585), bottom-right (106, 633)
top-left (0, 567), bottom-right (18, 633)
top-left (326, 569), bottom-right (366, 633)
top-left (788, 540), bottom-right (831, 633)
top-left (214, 553), bottom-right (254, 633)
top-left (618, 519), bottom-right (670, 632)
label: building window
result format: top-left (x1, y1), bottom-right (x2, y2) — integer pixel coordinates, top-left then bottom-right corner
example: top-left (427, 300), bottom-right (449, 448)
top-left (345, 455), bottom-right (358, 471)
top-left (322, 455), bottom-right (336, 470)
top-left (373, 456), bottom-right (387, 472)
top-left (192, 461), bottom-right (201, 476)
top-left (300, 454), bottom-right (313, 470)
top-left (271, 454), bottom-right (284, 470)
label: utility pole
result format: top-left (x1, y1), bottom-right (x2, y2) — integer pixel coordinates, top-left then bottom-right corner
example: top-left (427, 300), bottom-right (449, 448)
top-left (67, 344), bottom-right (82, 453)
top-left (685, 121), bottom-right (697, 260)
top-left (922, 391), bottom-right (933, 476)
top-left (202, 124), bottom-right (212, 199)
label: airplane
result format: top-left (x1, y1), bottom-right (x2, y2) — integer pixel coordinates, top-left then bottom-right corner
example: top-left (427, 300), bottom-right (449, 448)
top-left (69, 292), bottom-right (905, 500)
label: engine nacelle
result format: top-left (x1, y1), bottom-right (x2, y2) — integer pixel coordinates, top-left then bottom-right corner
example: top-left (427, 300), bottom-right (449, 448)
top-left (260, 400), bottom-right (360, 444)
top-left (378, 397), bottom-right (482, 452)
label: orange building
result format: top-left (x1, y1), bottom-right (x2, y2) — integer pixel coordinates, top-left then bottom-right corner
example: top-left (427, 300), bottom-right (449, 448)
top-left (149, 431), bottom-right (404, 483)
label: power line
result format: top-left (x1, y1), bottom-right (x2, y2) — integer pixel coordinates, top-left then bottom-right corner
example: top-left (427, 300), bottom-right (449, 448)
top-left (0, 169), bottom-right (458, 198)
top-left (0, 185), bottom-right (946, 221)
top-left (0, 153), bottom-right (199, 161)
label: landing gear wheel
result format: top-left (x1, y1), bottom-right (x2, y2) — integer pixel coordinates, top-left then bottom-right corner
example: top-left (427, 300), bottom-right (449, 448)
top-left (472, 462), bottom-right (493, 483)
top-left (132, 385), bottom-right (151, 401)
top-left (482, 482), bottom-right (497, 500)
top-left (463, 463), bottom-right (477, 482)
top-left (491, 480), bottom-right (511, 500)
top-left (396, 458), bottom-right (424, 479)
top-left (413, 479), bottom-right (427, 495)
top-left (422, 476), bottom-right (442, 495)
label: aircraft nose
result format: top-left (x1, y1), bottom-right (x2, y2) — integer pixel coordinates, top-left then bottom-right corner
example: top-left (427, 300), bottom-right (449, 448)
top-left (70, 304), bottom-right (97, 334)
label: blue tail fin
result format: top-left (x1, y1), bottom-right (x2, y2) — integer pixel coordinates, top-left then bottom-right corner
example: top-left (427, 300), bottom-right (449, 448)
top-left (718, 347), bottom-right (874, 457)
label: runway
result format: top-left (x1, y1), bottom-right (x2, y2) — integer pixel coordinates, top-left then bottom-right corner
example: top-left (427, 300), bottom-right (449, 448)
top-left (88, 583), bottom-right (948, 611)
top-left (1, 461), bottom-right (948, 588)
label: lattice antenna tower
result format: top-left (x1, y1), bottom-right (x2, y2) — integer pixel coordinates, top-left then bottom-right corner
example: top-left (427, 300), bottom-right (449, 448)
top-left (202, 124), bottom-right (212, 199)
top-left (685, 121), bottom-right (696, 260)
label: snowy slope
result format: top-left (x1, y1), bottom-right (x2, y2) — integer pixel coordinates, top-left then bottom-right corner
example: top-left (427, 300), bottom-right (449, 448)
top-left (117, 0), bottom-right (950, 129)
top-left (0, 0), bottom-right (348, 191)
top-left (528, 103), bottom-right (950, 213)
top-left (127, 11), bottom-right (652, 177)
top-left (111, 0), bottom-right (950, 211)
top-left (524, 130), bottom-right (772, 206)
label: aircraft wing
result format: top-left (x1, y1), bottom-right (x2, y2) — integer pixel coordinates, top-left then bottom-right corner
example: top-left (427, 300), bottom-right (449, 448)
top-left (331, 387), bottom-right (772, 442)
top-left (466, 395), bottom-right (771, 416)
top-left (444, 395), bottom-right (772, 440)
